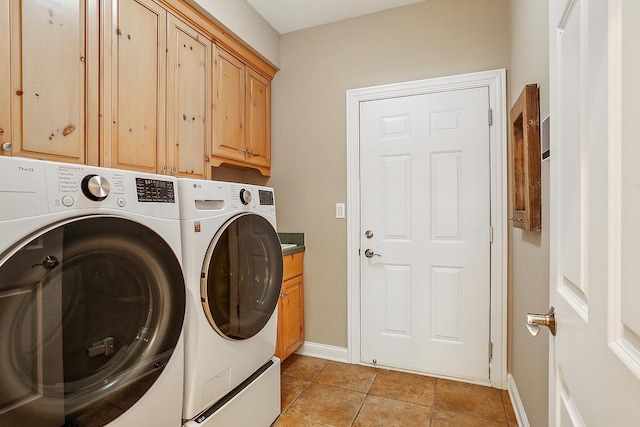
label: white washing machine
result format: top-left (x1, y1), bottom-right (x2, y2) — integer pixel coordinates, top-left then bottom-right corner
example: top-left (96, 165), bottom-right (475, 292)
top-left (178, 179), bottom-right (282, 426)
top-left (0, 157), bottom-right (186, 427)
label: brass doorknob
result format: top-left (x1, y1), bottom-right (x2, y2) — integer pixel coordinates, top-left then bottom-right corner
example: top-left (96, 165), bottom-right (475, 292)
top-left (364, 249), bottom-right (381, 258)
top-left (526, 306), bottom-right (557, 336)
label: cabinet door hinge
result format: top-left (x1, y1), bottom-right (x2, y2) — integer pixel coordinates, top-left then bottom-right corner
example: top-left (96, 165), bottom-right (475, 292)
top-left (489, 342), bottom-right (494, 361)
top-left (488, 109), bottom-right (493, 126)
top-left (489, 225), bottom-right (494, 243)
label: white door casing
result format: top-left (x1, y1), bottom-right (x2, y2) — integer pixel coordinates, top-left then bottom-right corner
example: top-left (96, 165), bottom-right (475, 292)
top-left (359, 87), bottom-right (491, 382)
top-left (346, 69), bottom-right (507, 388)
top-left (548, 0), bottom-right (640, 425)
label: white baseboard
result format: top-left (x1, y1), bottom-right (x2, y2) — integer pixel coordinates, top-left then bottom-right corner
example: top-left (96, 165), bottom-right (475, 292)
top-left (507, 373), bottom-right (530, 427)
top-left (295, 341), bottom-right (349, 363)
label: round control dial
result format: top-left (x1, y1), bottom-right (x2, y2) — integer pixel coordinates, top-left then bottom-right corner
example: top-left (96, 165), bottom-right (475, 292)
top-left (81, 174), bottom-right (111, 201)
top-left (239, 189), bottom-right (252, 205)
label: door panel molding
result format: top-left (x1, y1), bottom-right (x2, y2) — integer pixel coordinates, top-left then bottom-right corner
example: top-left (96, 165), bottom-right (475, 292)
top-left (346, 69), bottom-right (507, 388)
top-left (549, 0), bottom-right (640, 423)
top-left (608, 0), bottom-right (640, 381)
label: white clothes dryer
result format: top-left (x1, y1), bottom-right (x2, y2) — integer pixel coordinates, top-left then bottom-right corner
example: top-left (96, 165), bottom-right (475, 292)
top-left (178, 179), bottom-right (282, 426)
top-left (0, 157), bottom-right (186, 427)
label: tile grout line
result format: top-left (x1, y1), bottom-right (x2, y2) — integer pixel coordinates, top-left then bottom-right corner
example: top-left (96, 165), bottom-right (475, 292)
top-left (278, 356), bottom-right (513, 426)
top-left (347, 370), bottom-right (379, 426)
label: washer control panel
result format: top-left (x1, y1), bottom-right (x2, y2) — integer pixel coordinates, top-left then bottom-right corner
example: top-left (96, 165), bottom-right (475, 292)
top-left (46, 163), bottom-right (178, 217)
top-left (81, 174), bottom-right (111, 201)
top-left (135, 178), bottom-right (176, 203)
top-left (0, 157), bottom-right (180, 220)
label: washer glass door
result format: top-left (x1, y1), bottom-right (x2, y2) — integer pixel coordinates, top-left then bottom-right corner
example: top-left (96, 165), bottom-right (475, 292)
top-left (202, 213), bottom-right (282, 340)
top-left (0, 216), bottom-right (185, 427)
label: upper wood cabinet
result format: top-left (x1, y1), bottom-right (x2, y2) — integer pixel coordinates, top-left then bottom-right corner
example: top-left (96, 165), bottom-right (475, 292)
top-left (167, 14), bottom-right (212, 179)
top-left (103, 0), bottom-right (166, 174)
top-left (0, 0), bottom-right (99, 164)
top-left (102, 0), bottom-right (211, 179)
top-left (213, 48), bottom-right (245, 164)
top-left (0, 2), bottom-right (8, 156)
top-left (213, 46), bottom-right (272, 176)
top-left (1, 0), bottom-right (274, 174)
top-left (245, 68), bottom-right (271, 171)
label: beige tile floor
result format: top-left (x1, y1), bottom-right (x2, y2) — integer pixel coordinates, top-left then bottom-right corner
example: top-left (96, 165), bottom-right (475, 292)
top-left (274, 355), bottom-right (518, 427)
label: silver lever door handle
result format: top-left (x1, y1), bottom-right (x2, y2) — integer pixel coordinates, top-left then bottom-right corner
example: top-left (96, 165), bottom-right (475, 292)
top-left (526, 306), bottom-right (557, 336)
top-left (364, 249), bottom-right (381, 258)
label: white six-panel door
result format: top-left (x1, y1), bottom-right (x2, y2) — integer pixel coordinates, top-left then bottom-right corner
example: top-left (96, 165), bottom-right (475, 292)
top-left (359, 87), bottom-right (492, 382)
top-left (548, 0), bottom-right (640, 424)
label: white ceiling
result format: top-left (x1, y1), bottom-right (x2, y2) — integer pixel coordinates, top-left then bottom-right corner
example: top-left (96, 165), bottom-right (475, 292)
top-left (246, 0), bottom-right (427, 34)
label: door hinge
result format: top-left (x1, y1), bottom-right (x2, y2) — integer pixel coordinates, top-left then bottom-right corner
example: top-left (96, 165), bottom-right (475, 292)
top-left (489, 225), bottom-right (494, 243)
top-left (489, 342), bottom-right (493, 361)
top-left (488, 109), bottom-right (493, 126)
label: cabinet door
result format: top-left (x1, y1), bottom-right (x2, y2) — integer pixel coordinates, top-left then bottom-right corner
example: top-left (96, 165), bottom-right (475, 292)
top-left (282, 275), bottom-right (304, 359)
top-left (245, 68), bottom-right (271, 169)
top-left (0, 1), bottom-right (10, 156)
top-left (212, 46), bottom-right (246, 162)
top-left (166, 14), bottom-right (211, 179)
top-left (6, 0), bottom-right (97, 163)
top-left (106, 0), bottom-right (166, 173)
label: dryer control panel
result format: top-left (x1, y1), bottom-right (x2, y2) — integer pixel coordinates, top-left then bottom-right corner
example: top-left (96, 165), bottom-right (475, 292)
top-left (258, 189), bottom-right (274, 206)
top-left (239, 188), bottom-right (252, 205)
top-left (229, 185), bottom-right (276, 216)
top-left (176, 178), bottom-right (277, 221)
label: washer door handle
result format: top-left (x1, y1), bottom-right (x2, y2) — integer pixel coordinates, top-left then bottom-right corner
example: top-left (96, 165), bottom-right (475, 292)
top-left (88, 337), bottom-right (115, 357)
top-left (32, 255), bottom-right (59, 270)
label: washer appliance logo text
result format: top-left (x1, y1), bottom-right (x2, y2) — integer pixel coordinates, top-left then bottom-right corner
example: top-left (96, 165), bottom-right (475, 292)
top-left (18, 166), bottom-right (34, 172)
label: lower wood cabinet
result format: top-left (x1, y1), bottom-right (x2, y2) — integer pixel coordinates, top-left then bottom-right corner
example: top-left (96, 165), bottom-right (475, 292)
top-left (276, 251), bottom-right (304, 361)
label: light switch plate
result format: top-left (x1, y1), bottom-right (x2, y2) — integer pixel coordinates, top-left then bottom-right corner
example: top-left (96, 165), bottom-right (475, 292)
top-left (336, 203), bottom-right (345, 219)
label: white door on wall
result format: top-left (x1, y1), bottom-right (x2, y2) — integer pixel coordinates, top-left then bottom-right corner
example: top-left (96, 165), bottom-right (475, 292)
top-left (546, 0), bottom-right (640, 424)
top-left (359, 86), bottom-right (492, 382)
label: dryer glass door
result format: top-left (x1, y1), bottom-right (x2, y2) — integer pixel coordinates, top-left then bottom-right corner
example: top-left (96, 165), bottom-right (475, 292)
top-left (0, 216), bottom-right (185, 427)
top-left (202, 213), bottom-right (283, 340)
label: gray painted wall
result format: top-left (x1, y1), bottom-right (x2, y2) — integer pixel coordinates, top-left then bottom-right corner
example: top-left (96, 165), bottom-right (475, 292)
top-left (209, 1), bottom-right (549, 423)
top-left (268, 0), bottom-right (510, 351)
top-left (508, 1), bottom-right (550, 425)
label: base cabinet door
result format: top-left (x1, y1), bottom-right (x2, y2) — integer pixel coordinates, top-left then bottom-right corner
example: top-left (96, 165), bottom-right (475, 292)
top-left (277, 252), bottom-right (305, 361)
top-left (280, 276), bottom-right (304, 359)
